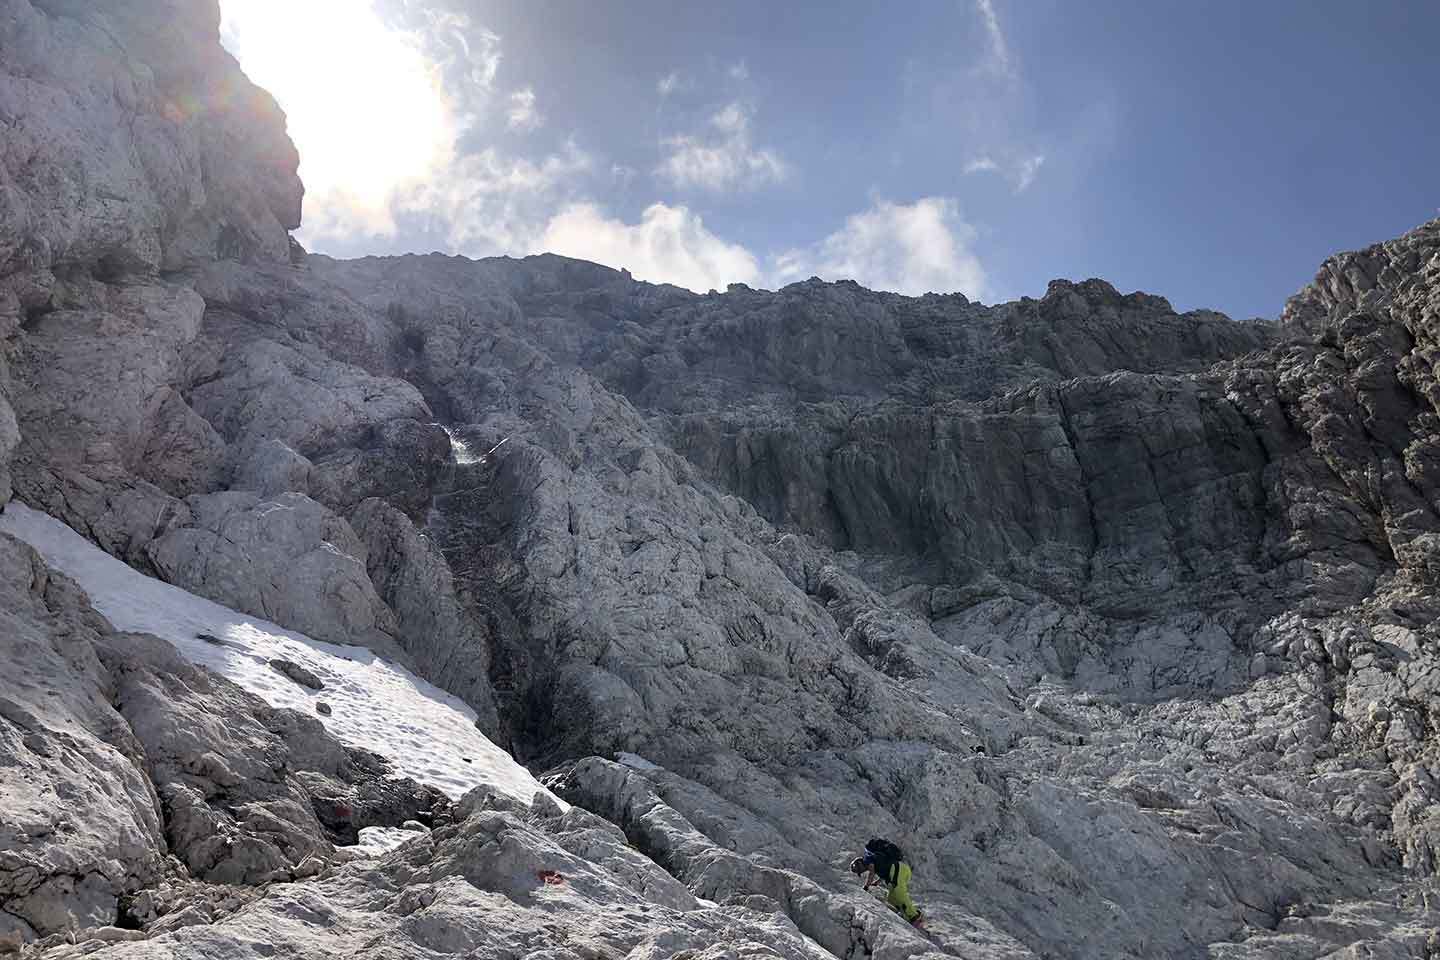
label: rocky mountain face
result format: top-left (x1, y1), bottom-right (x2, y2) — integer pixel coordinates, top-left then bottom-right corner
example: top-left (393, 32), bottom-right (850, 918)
top-left (6, 1), bottom-right (1440, 957)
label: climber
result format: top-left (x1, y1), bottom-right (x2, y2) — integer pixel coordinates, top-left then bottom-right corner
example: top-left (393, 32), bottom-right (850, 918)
top-left (850, 837), bottom-right (924, 928)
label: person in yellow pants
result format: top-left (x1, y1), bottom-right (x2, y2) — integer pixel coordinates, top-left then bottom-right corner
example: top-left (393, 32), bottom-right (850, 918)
top-left (850, 840), bottom-right (925, 928)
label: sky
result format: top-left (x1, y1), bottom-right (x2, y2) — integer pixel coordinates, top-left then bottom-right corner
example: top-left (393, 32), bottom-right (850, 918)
top-left (219, 0), bottom-right (1438, 320)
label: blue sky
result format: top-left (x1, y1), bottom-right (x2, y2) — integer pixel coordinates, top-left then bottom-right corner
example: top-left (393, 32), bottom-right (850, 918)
top-left (221, 0), bottom-right (1437, 319)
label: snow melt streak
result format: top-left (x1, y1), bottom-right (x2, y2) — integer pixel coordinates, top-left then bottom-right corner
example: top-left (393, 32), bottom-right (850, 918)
top-left (0, 504), bottom-right (562, 809)
top-left (441, 425), bottom-right (484, 465)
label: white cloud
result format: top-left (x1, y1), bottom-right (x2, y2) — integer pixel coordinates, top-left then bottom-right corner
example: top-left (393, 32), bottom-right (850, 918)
top-left (540, 203), bottom-right (761, 292)
top-left (522, 197), bottom-right (986, 300)
top-left (657, 102), bottom-right (787, 192)
top-left (506, 87), bottom-right (542, 131)
top-left (728, 61), bottom-right (750, 82)
top-left (399, 142), bottom-right (592, 253)
top-left (964, 156), bottom-right (999, 174)
top-left (773, 197), bottom-right (986, 298)
top-left (658, 71), bottom-right (682, 97)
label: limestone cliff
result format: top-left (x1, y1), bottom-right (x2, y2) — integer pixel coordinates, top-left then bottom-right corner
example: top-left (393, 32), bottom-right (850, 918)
top-left (5, 1), bottom-right (1440, 957)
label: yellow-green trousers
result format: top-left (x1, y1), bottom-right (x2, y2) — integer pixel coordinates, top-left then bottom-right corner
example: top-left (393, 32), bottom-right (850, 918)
top-left (885, 862), bottom-right (920, 922)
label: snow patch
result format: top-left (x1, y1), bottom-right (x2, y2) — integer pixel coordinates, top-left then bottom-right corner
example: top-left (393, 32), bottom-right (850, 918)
top-left (0, 503), bottom-right (564, 810)
top-left (354, 826), bottom-right (425, 857)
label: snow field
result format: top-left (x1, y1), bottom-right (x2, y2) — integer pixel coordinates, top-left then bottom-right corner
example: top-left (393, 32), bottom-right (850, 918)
top-left (0, 503), bottom-right (564, 809)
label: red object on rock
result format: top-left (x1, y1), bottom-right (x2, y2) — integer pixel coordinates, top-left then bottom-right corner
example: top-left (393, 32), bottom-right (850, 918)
top-left (537, 870), bottom-right (566, 885)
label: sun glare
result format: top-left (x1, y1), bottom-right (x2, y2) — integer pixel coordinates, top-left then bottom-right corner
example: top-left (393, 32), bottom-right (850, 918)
top-left (220, 0), bottom-right (457, 238)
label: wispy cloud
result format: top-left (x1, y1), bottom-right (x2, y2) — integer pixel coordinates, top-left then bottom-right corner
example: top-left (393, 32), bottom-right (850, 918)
top-left (973, 0), bottom-right (1013, 79)
top-left (1014, 154), bottom-right (1044, 192)
top-left (965, 1), bottom-right (1046, 191)
top-left (964, 152), bottom-right (1045, 193)
top-left (390, 5), bottom-right (501, 109)
top-left (904, 0), bottom-right (1050, 196)
top-left (540, 202), bottom-right (761, 292)
top-left (657, 71), bottom-right (682, 97)
top-left (728, 61), bottom-right (750, 82)
top-left (773, 197), bottom-right (987, 298)
top-left (506, 87), bottom-right (542, 131)
top-left (657, 101), bottom-right (787, 192)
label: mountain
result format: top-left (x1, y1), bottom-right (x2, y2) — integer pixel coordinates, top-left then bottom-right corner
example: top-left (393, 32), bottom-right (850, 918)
top-left (4, 1), bottom-right (1440, 957)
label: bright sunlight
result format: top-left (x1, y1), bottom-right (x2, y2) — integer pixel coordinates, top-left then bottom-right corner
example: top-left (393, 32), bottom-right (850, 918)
top-left (220, 0), bottom-right (458, 238)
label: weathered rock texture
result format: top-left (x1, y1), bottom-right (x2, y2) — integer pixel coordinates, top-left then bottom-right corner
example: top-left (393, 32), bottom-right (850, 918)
top-left (44, 777), bottom-right (961, 960)
top-left (6, 1), bottom-right (1440, 957)
top-left (0, 0), bottom-right (300, 547)
top-left (0, 533), bottom-right (441, 943)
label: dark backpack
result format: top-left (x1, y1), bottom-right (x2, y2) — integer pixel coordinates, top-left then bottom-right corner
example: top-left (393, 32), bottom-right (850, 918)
top-left (865, 837), bottom-right (904, 881)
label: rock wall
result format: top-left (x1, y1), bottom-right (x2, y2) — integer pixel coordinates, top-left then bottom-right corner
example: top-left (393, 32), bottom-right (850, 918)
top-left (6, 0), bottom-right (1440, 956)
top-left (297, 224), bottom-right (1440, 956)
top-left (1, 0), bottom-right (298, 549)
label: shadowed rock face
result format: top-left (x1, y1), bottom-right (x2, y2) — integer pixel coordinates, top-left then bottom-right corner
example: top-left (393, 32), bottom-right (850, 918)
top-left (8, 1), bottom-right (1440, 957)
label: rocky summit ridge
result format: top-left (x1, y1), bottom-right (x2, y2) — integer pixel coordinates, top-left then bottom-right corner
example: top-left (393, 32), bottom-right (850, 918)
top-left (5, 1), bottom-right (1440, 957)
